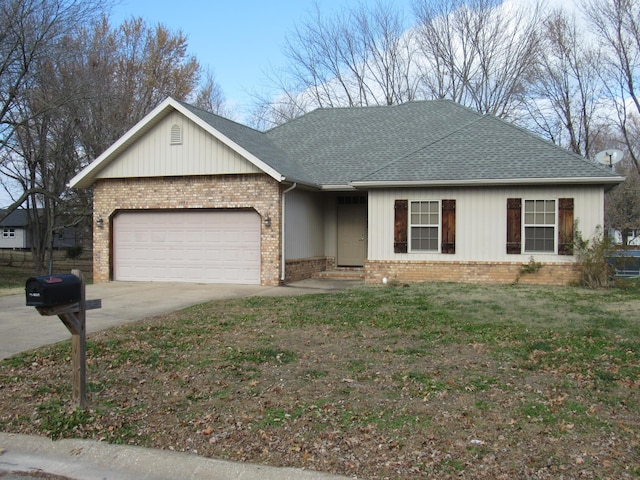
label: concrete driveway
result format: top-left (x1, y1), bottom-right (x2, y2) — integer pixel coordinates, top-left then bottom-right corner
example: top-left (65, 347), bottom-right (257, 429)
top-left (0, 278), bottom-right (361, 360)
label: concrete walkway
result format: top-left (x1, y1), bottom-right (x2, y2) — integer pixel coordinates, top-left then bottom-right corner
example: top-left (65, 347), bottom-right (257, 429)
top-left (0, 278), bottom-right (361, 480)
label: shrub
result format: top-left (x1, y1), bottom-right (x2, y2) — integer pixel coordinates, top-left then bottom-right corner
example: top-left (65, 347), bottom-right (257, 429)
top-left (65, 245), bottom-right (83, 260)
top-left (573, 225), bottom-right (614, 288)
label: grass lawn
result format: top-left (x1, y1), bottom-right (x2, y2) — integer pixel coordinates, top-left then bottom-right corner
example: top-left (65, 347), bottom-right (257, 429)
top-left (1, 280), bottom-right (639, 479)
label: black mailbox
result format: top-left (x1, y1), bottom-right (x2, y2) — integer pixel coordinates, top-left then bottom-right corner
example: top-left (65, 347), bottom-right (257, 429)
top-left (25, 274), bottom-right (82, 307)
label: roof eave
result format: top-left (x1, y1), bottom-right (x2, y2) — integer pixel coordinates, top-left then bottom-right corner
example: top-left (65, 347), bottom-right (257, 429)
top-left (350, 176), bottom-right (625, 189)
top-left (319, 184), bottom-right (357, 191)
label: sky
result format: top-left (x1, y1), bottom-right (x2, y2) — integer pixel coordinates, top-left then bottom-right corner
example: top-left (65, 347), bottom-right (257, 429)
top-left (110, 0), bottom-right (414, 119)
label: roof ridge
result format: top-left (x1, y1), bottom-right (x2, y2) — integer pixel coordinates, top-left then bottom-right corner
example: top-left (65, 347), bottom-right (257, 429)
top-left (356, 115), bottom-right (485, 182)
top-left (177, 100), bottom-right (266, 135)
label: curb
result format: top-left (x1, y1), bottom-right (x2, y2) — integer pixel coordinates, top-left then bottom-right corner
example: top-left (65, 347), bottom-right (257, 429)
top-left (0, 433), bottom-right (352, 480)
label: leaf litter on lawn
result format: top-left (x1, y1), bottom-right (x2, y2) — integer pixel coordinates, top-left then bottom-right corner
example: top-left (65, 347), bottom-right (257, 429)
top-left (1, 282), bottom-right (639, 479)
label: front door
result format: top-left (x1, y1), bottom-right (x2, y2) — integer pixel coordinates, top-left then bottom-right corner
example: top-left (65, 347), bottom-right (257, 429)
top-left (337, 198), bottom-right (367, 266)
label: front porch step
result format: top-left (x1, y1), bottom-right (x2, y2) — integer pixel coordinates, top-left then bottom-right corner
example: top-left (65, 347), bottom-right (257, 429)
top-left (313, 267), bottom-right (365, 280)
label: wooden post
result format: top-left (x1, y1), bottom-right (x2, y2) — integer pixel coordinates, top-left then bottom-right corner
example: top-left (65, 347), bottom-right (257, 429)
top-left (71, 269), bottom-right (86, 410)
top-left (31, 270), bottom-right (100, 411)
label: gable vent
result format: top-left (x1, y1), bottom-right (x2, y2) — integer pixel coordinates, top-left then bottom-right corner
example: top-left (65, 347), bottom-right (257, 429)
top-left (170, 124), bottom-right (182, 145)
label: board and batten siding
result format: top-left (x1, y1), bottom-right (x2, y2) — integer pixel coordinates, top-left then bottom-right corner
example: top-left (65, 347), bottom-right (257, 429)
top-left (368, 186), bottom-right (604, 262)
top-left (284, 189), bottom-right (325, 260)
top-left (95, 111), bottom-right (262, 179)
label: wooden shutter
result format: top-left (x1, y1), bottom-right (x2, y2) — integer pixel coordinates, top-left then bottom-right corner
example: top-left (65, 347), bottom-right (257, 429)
top-left (394, 200), bottom-right (408, 253)
top-left (558, 198), bottom-right (574, 255)
top-left (506, 198), bottom-right (522, 254)
top-left (441, 199), bottom-right (456, 254)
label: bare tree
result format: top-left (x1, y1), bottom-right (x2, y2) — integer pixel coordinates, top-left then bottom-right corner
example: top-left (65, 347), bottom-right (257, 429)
top-left (606, 161), bottom-right (640, 245)
top-left (583, 0), bottom-right (640, 173)
top-left (66, 17), bottom-right (201, 160)
top-left (194, 69), bottom-right (229, 116)
top-left (413, 0), bottom-right (545, 118)
top-left (523, 9), bottom-right (603, 157)
top-left (0, 0), bottom-right (107, 218)
top-left (254, 1), bottom-right (415, 127)
top-left (2, 38), bottom-right (87, 272)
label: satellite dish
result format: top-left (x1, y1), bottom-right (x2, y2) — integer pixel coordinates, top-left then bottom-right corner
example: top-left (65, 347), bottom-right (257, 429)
top-left (595, 149), bottom-right (624, 167)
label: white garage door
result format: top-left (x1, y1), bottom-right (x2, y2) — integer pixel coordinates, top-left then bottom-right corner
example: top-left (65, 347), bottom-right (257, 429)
top-left (113, 210), bottom-right (261, 284)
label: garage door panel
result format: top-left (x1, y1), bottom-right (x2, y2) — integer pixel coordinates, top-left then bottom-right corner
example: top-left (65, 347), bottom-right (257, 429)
top-left (114, 211), bottom-right (261, 284)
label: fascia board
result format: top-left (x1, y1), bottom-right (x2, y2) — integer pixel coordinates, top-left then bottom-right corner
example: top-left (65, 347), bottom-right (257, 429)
top-left (319, 184), bottom-right (357, 191)
top-left (350, 176), bottom-right (625, 189)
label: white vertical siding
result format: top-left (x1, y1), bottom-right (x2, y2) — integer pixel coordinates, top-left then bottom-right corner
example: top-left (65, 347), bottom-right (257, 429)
top-left (96, 112), bottom-right (262, 179)
top-left (368, 185), bottom-right (605, 263)
top-left (285, 189), bottom-right (325, 259)
top-left (0, 227), bottom-right (26, 249)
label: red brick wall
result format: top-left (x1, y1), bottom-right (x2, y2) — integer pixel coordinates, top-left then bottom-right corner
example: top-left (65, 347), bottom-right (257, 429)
top-left (365, 260), bottom-right (579, 286)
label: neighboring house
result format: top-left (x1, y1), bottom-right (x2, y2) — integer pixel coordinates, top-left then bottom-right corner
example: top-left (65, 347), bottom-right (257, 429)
top-left (0, 209), bottom-right (79, 250)
top-left (0, 210), bottom-right (29, 249)
top-left (69, 97), bottom-right (623, 286)
top-left (609, 228), bottom-right (640, 247)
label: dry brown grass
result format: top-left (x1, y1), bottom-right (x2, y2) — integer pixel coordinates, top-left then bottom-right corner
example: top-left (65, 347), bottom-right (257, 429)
top-left (1, 282), bottom-right (639, 479)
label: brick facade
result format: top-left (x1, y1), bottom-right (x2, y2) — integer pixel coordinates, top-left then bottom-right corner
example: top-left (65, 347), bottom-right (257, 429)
top-left (365, 260), bottom-right (579, 286)
top-left (284, 257), bottom-right (333, 283)
top-left (92, 174), bottom-right (282, 286)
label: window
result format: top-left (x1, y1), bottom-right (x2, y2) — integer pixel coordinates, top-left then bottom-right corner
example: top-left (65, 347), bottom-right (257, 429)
top-left (410, 201), bottom-right (439, 251)
top-left (524, 200), bottom-right (555, 252)
top-left (2, 228), bottom-right (15, 239)
top-left (394, 199), bottom-right (455, 254)
top-left (507, 197), bottom-right (573, 255)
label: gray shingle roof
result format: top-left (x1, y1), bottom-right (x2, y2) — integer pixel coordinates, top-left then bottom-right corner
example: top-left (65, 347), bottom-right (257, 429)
top-left (177, 102), bottom-right (313, 184)
top-left (182, 99), bottom-right (620, 188)
top-left (0, 209), bottom-right (29, 227)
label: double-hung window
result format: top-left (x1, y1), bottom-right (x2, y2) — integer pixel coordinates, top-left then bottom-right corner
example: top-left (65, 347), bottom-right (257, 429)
top-left (410, 201), bottom-right (439, 251)
top-left (2, 228), bottom-right (15, 239)
top-left (524, 200), bottom-right (555, 253)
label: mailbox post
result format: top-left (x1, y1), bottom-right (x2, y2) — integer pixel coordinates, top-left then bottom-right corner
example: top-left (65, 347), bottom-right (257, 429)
top-left (25, 269), bottom-right (100, 410)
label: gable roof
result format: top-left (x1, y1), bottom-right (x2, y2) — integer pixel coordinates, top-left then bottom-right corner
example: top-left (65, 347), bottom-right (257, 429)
top-left (70, 96), bottom-right (623, 190)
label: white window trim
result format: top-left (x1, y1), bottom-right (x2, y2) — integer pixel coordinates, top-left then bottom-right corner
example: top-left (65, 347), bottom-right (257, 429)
top-left (523, 199), bottom-right (557, 254)
top-left (409, 200), bottom-right (441, 253)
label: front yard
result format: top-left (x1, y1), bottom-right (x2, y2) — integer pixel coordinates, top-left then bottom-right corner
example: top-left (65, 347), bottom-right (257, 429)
top-left (1, 281), bottom-right (639, 479)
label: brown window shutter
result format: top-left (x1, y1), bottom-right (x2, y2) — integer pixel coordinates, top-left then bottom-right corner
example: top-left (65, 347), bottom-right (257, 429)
top-left (394, 199), bottom-right (408, 253)
top-left (441, 199), bottom-right (456, 254)
top-left (558, 198), bottom-right (574, 255)
top-left (506, 198), bottom-right (522, 254)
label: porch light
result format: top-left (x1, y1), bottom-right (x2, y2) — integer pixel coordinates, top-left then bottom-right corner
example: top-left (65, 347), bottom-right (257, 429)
top-left (264, 214), bottom-right (271, 228)
top-left (96, 217), bottom-right (104, 229)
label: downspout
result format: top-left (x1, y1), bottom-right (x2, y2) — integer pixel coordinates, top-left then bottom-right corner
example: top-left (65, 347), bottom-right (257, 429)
top-left (281, 182), bottom-right (297, 282)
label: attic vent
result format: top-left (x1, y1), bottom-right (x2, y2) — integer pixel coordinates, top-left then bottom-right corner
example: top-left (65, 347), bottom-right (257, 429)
top-left (170, 124), bottom-right (182, 145)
